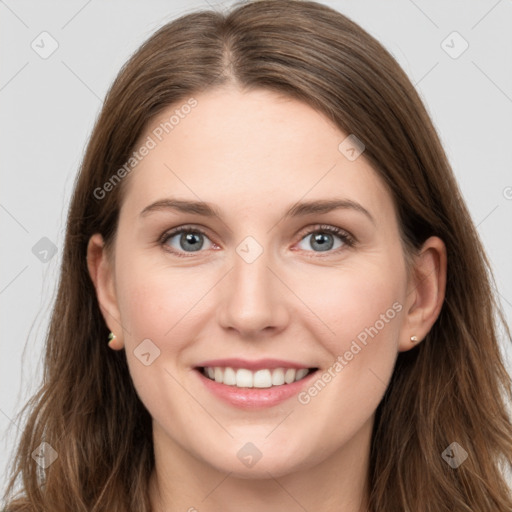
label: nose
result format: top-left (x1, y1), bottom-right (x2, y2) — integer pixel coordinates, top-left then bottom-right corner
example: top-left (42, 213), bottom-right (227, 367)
top-left (217, 247), bottom-right (290, 338)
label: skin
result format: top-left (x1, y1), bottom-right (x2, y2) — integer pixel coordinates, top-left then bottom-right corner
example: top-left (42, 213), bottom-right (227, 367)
top-left (87, 85), bottom-right (446, 512)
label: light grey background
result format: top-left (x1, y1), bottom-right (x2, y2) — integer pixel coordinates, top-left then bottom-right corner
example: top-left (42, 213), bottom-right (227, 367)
top-left (1, 0), bottom-right (511, 493)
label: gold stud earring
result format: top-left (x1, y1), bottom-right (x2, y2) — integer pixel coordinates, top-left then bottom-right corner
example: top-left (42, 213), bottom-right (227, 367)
top-left (410, 335), bottom-right (418, 343)
top-left (108, 332), bottom-right (116, 345)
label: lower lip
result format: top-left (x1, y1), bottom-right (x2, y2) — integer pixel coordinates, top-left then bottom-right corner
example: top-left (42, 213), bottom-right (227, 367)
top-left (195, 368), bottom-right (318, 409)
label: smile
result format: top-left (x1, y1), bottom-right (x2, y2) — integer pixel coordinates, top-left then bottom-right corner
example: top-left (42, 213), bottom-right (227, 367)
top-left (199, 366), bottom-right (317, 388)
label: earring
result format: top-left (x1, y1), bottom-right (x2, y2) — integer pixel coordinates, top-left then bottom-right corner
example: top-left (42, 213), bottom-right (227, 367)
top-left (410, 335), bottom-right (418, 343)
top-left (108, 332), bottom-right (116, 344)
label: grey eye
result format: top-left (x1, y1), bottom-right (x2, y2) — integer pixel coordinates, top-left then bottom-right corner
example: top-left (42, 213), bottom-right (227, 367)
top-left (165, 230), bottom-right (213, 252)
top-left (297, 232), bottom-right (344, 252)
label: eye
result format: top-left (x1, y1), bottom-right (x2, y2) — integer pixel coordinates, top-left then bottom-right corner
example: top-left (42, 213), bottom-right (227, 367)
top-left (296, 224), bottom-right (355, 253)
top-left (159, 223), bottom-right (355, 258)
top-left (160, 226), bottom-right (216, 256)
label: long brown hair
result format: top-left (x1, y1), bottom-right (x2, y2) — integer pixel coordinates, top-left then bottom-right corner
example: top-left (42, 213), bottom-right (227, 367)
top-left (3, 1), bottom-right (511, 510)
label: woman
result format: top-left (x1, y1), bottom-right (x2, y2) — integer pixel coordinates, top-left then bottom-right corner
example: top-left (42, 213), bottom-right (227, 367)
top-left (3, 1), bottom-right (511, 510)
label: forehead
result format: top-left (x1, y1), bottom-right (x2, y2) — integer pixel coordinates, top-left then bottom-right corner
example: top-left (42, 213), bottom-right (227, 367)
top-left (120, 87), bottom-right (396, 223)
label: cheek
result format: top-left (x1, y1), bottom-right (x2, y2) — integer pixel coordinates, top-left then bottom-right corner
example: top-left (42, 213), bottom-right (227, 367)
top-left (292, 256), bottom-right (405, 428)
top-left (290, 256), bottom-right (405, 414)
top-left (292, 259), bottom-right (404, 353)
top-left (113, 260), bottom-right (204, 419)
top-left (115, 255), bottom-right (210, 341)
top-left (117, 277), bottom-right (173, 341)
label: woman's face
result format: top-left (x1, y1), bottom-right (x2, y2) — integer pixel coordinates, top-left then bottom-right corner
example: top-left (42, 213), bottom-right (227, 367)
top-left (94, 86), bottom-right (420, 478)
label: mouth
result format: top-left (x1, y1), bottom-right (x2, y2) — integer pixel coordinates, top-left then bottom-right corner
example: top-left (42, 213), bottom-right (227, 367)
top-left (193, 358), bottom-right (320, 408)
top-left (195, 366), bottom-right (319, 388)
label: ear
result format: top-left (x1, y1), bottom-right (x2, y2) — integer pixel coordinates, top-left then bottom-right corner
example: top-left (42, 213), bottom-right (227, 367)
top-left (86, 233), bottom-right (125, 350)
top-left (398, 236), bottom-right (447, 352)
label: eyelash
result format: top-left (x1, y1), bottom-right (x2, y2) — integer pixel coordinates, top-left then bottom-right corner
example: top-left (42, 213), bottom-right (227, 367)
top-left (159, 224), bottom-right (356, 258)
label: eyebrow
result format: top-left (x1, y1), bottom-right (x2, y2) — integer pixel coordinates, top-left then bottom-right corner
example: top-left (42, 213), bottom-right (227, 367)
top-left (139, 198), bottom-right (375, 225)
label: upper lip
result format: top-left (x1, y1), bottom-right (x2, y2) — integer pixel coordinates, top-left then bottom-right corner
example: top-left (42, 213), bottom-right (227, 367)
top-left (195, 358), bottom-right (316, 371)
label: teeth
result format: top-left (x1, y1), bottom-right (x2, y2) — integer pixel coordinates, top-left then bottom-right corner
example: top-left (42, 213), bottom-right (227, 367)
top-left (271, 368), bottom-right (285, 386)
top-left (201, 367), bottom-right (313, 388)
top-left (253, 369), bottom-right (272, 388)
top-left (223, 367), bottom-right (237, 385)
top-left (295, 368), bottom-right (309, 381)
top-left (236, 368), bottom-right (253, 388)
top-left (284, 368), bottom-right (296, 384)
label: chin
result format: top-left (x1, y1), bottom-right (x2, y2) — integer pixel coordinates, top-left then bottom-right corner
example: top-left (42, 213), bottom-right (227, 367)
top-left (203, 444), bottom-right (312, 480)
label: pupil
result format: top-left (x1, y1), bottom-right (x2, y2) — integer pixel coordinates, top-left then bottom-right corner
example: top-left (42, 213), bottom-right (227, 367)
top-left (180, 232), bottom-right (203, 251)
top-left (177, 232), bottom-right (334, 252)
top-left (312, 233), bottom-right (333, 251)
